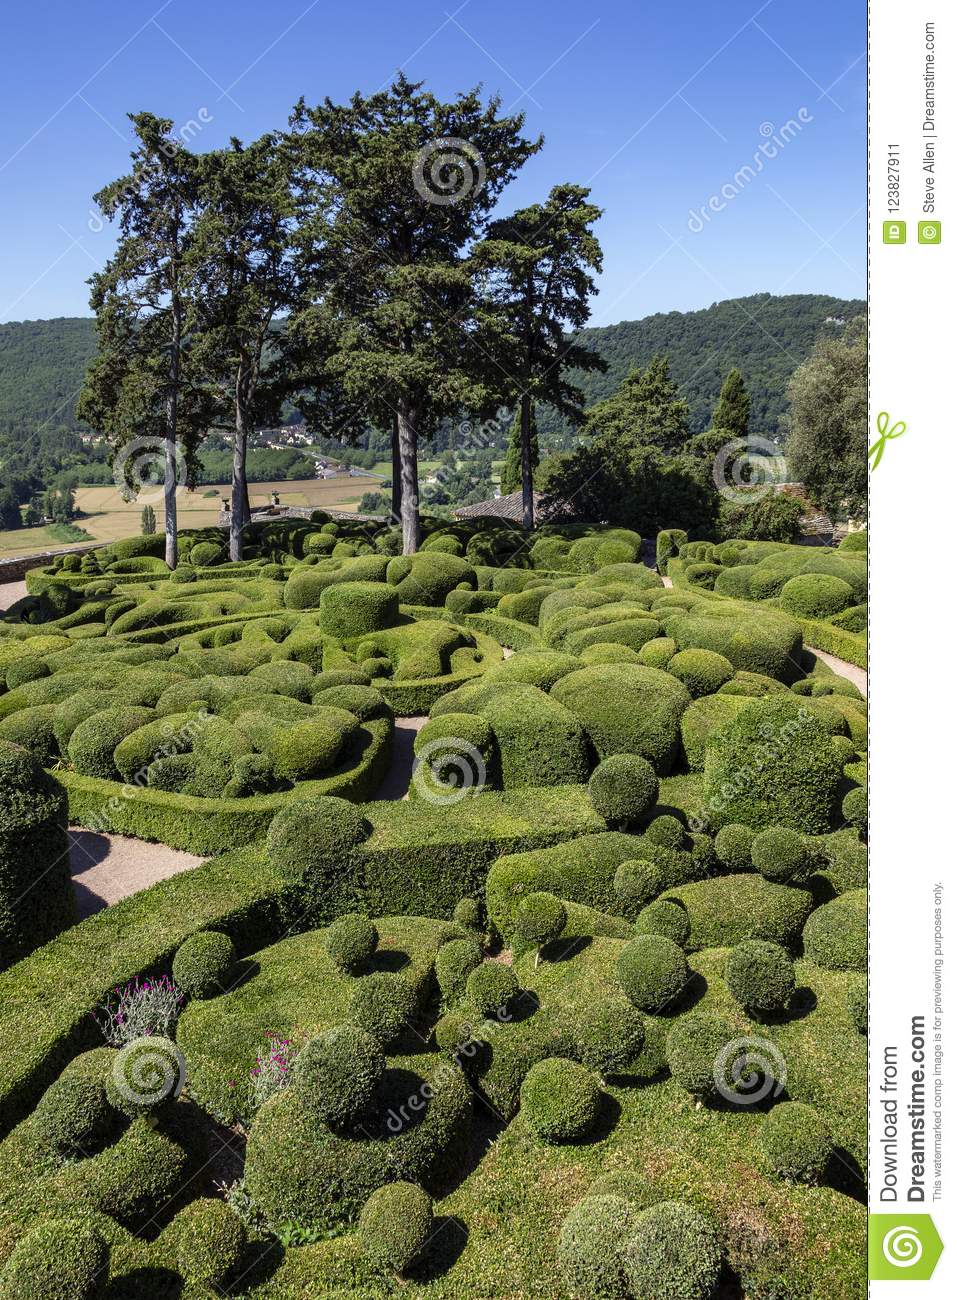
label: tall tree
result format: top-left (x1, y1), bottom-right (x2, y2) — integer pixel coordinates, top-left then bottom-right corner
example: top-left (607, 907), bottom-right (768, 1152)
top-left (500, 403), bottom-right (538, 497)
top-left (78, 113), bottom-right (209, 567)
top-left (584, 355), bottom-right (689, 454)
top-left (710, 366), bottom-right (751, 438)
top-left (290, 74), bottom-right (541, 552)
top-left (191, 133), bottom-right (301, 559)
top-left (785, 316), bottom-right (867, 522)
top-left (475, 184), bottom-right (604, 528)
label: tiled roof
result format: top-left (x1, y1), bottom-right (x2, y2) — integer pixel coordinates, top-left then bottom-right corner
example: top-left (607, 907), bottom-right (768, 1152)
top-left (452, 490), bottom-right (571, 522)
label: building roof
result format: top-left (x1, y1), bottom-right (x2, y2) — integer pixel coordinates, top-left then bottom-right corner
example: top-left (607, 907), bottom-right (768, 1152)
top-left (452, 489), bottom-right (571, 523)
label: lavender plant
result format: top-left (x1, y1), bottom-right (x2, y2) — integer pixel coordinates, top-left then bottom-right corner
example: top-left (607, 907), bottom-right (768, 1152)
top-left (249, 1030), bottom-right (297, 1112)
top-left (93, 974), bottom-right (184, 1047)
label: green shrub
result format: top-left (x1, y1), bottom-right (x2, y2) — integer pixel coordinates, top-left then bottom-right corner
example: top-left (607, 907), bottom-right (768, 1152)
top-left (636, 636), bottom-right (676, 669)
top-left (847, 974), bottom-right (867, 1033)
top-left (761, 1102), bottom-right (833, 1182)
top-left (703, 696), bottom-right (843, 833)
top-left (5, 655), bottom-right (50, 690)
top-left (725, 940), bottom-right (795, 1013)
top-left (645, 814), bottom-right (685, 850)
top-left (295, 1024), bottom-right (385, 1127)
top-left (465, 962), bottom-right (519, 1018)
top-left (33, 1069), bottom-right (116, 1157)
top-left (614, 858), bottom-right (666, 915)
top-left (434, 937), bottom-right (484, 1003)
top-left (623, 1201), bottom-right (722, 1300)
top-left (319, 581), bottom-right (399, 638)
top-left (751, 825), bottom-right (808, 883)
top-left (679, 694), bottom-right (749, 770)
top-left (842, 786), bottom-right (867, 836)
top-left (552, 664), bottom-right (689, 774)
top-left (802, 890), bottom-right (866, 970)
top-left (588, 753), bottom-right (659, 825)
top-left (520, 1057), bottom-right (601, 1142)
top-left (349, 972), bottom-right (418, 1048)
top-left (667, 648), bottom-right (734, 698)
top-left (0, 1218), bottom-right (109, 1300)
top-left (324, 913), bottom-right (379, 973)
top-left (514, 891), bottom-right (567, 958)
top-left (452, 896), bottom-right (484, 933)
top-left (571, 998), bottom-right (646, 1077)
top-left (558, 1194), bottom-right (638, 1300)
top-left (713, 823), bottom-right (756, 872)
top-left (0, 703), bottom-right (59, 765)
top-left (616, 934), bottom-right (688, 1012)
top-left (780, 573), bottom-right (855, 619)
top-left (412, 712), bottom-right (495, 798)
top-left (266, 795), bottom-right (369, 919)
top-left (174, 1198), bottom-right (246, 1287)
top-left (656, 529), bottom-right (688, 570)
top-left (67, 705), bottom-right (154, 779)
top-left (0, 741), bottom-right (74, 968)
top-left (172, 930), bottom-right (236, 999)
top-left (665, 1012), bottom-right (738, 1100)
top-left (387, 552), bottom-right (476, 605)
top-left (105, 1035), bottom-right (183, 1118)
top-left (635, 899), bottom-right (690, 946)
top-left (358, 1181), bottom-right (434, 1275)
top-left (665, 874), bottom-right (812, 951)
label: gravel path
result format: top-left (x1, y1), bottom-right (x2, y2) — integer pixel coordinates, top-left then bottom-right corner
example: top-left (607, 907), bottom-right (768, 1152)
top-left (810, 648), bottom-right (868, 697)
top-left (70, 828), bottom-right (204, 920)
top-left (371, 715), bottom-right (428, 801)
top-left (0, 579), bottom-right (29, 609)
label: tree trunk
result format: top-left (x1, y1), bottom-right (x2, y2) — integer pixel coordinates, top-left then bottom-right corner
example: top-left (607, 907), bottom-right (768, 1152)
top-left (390, 412), bottom-right (403, 526)
top-left (397, 402), bottom-right (421, 555)
top-left (164, 301), bottom-right (182, 570)
top-left (231, 375), bottom-right (252, 562)
top-left (520, 393), bottom-right (534, 531)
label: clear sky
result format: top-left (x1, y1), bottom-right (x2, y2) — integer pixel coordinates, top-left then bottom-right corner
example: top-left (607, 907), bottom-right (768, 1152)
top-left (0, 0), bottom-right (865, 326)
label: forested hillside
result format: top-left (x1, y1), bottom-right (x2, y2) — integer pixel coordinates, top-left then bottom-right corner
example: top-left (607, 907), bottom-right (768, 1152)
top-left (0, 318), bottom-right (98, 435)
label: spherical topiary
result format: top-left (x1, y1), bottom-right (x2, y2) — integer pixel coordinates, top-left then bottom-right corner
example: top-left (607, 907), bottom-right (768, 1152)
top-left (324, 913), bottom-right (379, 973)
top-left (0, 1218), bottom-right (109, 1300)
top-left (644, 814), bottom-right (685, 850)
top-left (780, 573), bottom-right (855, 619)
top-left (465, 962), bottom-right (519, 1018)
top-left (622, 1201), bottom-right (722, 1300)
top-left (846, 974), bottom-right (867, 1033)
top-left (33, 1071), bottom-right (116, 1157)
top-left (318, 581), bottom-right (399, 638)
top-left (842, 786), bottom-right (867, 837)
top-left (265, 796), bottom-right (369, 919)
top-left (751, 826), bottom-right (808, 883)
top-left (105, 1035), bottom-right (183, 1118)
top-left (614, 858), bottom-right (665, 916)
top-left (572, 998), bottom-right (646, 1077)
top-left (358, 1181), bottom-right (434, 1275)
top-left (348, 973), bottom-right (418, 1049)
top-left (665, 1012), bottom-right (738, 1100)
top-left (667, 648), bottom-right (735, 699)
top-left (634, 900), bottom-right (691, 947)
top-left (434, 937), bottom-right (484, 1004)
top-left (637, 636), bottom-right (677, 670)
top-left (452, 896), bottom-right (484, 932)
top-left (172, 930), bottom-right (236, 1000)
top-left (558, 1195), bottom-right (638, 1299)
top-left (67, 705), bottom-right (153, 779)
top-left (514, 891), bottom-right (567, 956)
top-left (520, 1057), bottom-right (601, 1142)
top-left (174, 1198), bottom-right (246, 1287)
top-left (294, 1025), bottom-right (385, 1128)
top-left (802, 890), bottom-right (866, 970)
top-left (761, 1101), bottom-right (833, 1182)
top-left (616, 934), bottom-right (689, 1012)
top-left (588, 753), bottom-right (659, 825)
top-left (714, 823), bottom-right (756, 872)
top-left (724, 940), bottom-right (795, 1014)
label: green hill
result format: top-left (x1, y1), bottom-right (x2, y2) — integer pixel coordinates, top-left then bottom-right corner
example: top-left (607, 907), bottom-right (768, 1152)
top-left (0, 317), bottom-right (98, 435)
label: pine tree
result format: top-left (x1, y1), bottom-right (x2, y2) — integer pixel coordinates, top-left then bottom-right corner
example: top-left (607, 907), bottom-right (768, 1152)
top-left (500, 405), bottom-right (539, 496)
top-left (711, 367), bottom-right (751, 438)
top-left (140, 504), bottom-right (156, 535)
top-left (584, 355), bottom-right (689, 454)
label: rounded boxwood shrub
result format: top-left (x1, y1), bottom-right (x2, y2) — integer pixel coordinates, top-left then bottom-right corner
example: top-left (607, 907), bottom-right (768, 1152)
top-left (520, 1057), bottom-right (601, 1142)
top-left (0, 1218), bottom-right (109, 1300)
top-left (412, 712), bottom-right (495, 798)
top-left (636, 636), bottom-right (677, 669)
top-left (514, 891), bottom-right (567, 956)
top-left (665, 1012), bottom-right (738, 1100)
top-left (645, 814), bottom-right (685, 850)
top-left (558, 1194), bottom-right (638, 1299)
top-left (761, 1101), bottom-right (832, 1182)
top-left (465, 962), bottom-right (519, 1018)
top-left (846, 974), bottom-right (867, 1033)
top-left (551, 663), bottom-right (689, 775)
top-left (189, 541), bottom-right (222, 567)
top-left (616, 934), bottom-right (689, 1012)
top-left (572, 998), bottom-right (646, 1077)
top-left (802, 890), bottom-right (866, 970)
top-left (623, 1201), bottom-right (722, 1300)
top-left (67, 705), bottom-right (154, 779)
top-left (358, 1181), bottom-right (434, 1275)
top-left (266, 796), bottom-right (369, 916)
top-left (452, 896), bottom-right (484, 932)
top-left (724, 940), bottom-right (795, 1014)
top-left (172, 930), bottom-right (236, 1000)
top-left (434, 937), bottom-right (484, 1004)
top-left (635, 899), bottom-right (691, 946)
top-left (269, 712), bottom-right (355, 781)
top-left (295, 1025), bottom-right (385, 1128)
top-left (780, 573), bottom-right (854, 619)
top-left (174, 1198), bottom-right (246, 1287)
top-left (588, 753), bottom-right (659, 826)
top-left (0, 740), bottom-right (73, 968)
top-left (33, 1071), bottom-right (116, 1157)
top-left (614, 858), bottom-right (666, 916)
top-left (751, 825), bottom-right (808, 883)
top-left (667, 648), bottom-right (734, 699)
top-left (106, 1035), bottom-right (183, 1118)
top-left (349, 972), bottom-right (418, 1048)
top-left (318, 581), bottom-right (399, 638)
top-left (842, 785), bottom-right (867, 836)
top-left (714, 823), bottom-right (756, 872)
top-left (5, 655), bottom-right (50, 690)
top-left (324, 913), bottom-right (379, 973)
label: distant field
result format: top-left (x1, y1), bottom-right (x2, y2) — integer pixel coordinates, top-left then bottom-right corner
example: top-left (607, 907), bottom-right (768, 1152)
top-left (0, 477), bottom-right (373, 560)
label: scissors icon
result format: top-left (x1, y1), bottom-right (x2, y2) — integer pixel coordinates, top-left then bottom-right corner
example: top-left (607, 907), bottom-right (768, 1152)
top-left (869, 412), bottom-right (906, 470)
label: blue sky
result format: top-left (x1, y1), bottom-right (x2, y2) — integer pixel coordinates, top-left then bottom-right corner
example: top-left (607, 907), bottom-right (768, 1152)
top-left (0, 0), bottom-right (865, 326)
